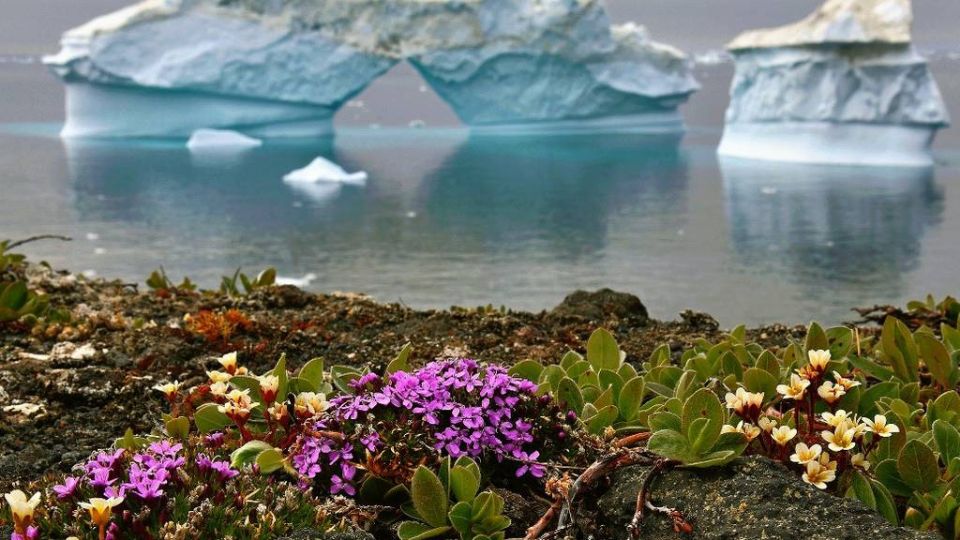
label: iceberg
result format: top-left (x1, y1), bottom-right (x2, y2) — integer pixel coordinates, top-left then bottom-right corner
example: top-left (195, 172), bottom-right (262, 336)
top-left (283, 157), bottom-right (368, 185)
top-left (44, 0), bottom-right (698, 138)
top-left (717, 0), bottom-right (950, 166)
top-left (186, 129), bottom-right (262, 151)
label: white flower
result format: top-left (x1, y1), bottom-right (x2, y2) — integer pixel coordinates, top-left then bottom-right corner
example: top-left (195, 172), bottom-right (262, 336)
top-left (790, 443), bottom-right (822, 465)
top-left (817, 381), bottom-right (845, 404)
top-left (832, 371), bottom-right (861, 390)
top-left (758, 416), bottom-right (777, 433)
top-left (851, 453), bottom-right (871, 471)
top-left (822, 426), bottom-right (857, 452)
top-left (79, 496), bottom-right (124, 528)
top-left (808, 349), bottom-right (831, 371)
top-left (821, 410), bottom-right (851, 429)
top-left (4, 490), bottom-right (41, 531)
top-left (776, 373), bottom-right (810, 400)
top-left (207, 370), bottom-right (232, 383)
top-left (259, 374), bottom-right (280, 403)
top-left (721, 421), bottom-right (761, 441)
top-left (861, 414), bottom-right (900, 438)
top-left (771, 425), bottom-right (797, 446)
top-left (152, 381), bottom-right (181, 399)
top-left (724, 387), bottom-right (764, 419)
top-left (802, 460), bottom-right (836, 489)
top-left (218, 351), bottom-right (239, 374)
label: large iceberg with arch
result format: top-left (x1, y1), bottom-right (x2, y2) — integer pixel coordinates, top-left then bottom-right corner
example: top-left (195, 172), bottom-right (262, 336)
top-left (717, 0), bottom-right (950, 167)
top-left (43, 0), bottom-right (699, 138)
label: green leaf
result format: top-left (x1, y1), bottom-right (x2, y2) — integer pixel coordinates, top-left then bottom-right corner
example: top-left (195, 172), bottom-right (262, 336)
top-left (647, 430), bottom-right (691, 462)
top-left (869, 479), bottom-right (899, 526)
top-left (271, 353), bottom-right (289, 400)
top-left (618, 376), bottom-right (646, 421)
top-left (685, 450), bottom-right (737, 468)
top-left (586, 328), bottom-right (620, 372)
top-left (933, 420), bottom-right (960, 464)
top-left (255, 448), bottom-right (286, 474)
top-left (916, 333), bottom-right (953, 388)
top-left (229, 375), bottom-right (266, 406)
top-left (805, 322), bottom-right (829, 351)
top-left (508, 359), bottom-right (543, 383)
top-left (897, 440), bottom-right (940, 492)
top-left (331, 365), bottom-right (363, 394)
top-left (397, 522), bottom-right (452, 540)
top-left (447, 501), bottom-right (473, 533)
top-left (881, 317), bottom-right (919, 382)
top-left (649, 411), bottom-right (682, 433)
top-left (687, 417), bottom-right (718, 455)
top-left (848, 354), bottom-right (896, 382)
top-left (585, 405), bottom-right (619, 434)
top-left (598, 369), bottom-right (624, 399)
top-left (286, 376), bottom-right (315, 394)
top-left (450, 467), bottom-right (480, 502)
top-left (538, 365), bottom-right (565, 391)
top-left (858, 382), bottom-right (899, 418)
top-left (826, 326), bottom-right (854, 359)
top-left (680, 388), bottom-right (724, 437)
top-left (387, 343), bottom-right (413, 375)
top-left (742, 368), bottom-right (777, 403)
top-left (560, 350), bottom-right (583, 370)
top-left (847, 470), bottom-right (876, 509)
top-left (297, 357), bottom-right (325, 391)
top-left (412, 466), bottom-right (449, 528)
top-left (557, 377), bottom-right (584, 414)
top-left (194, 403), bottom-right (232, 433)
top-left (231, 440), bottom-right (274, 469)
top-left (164, 415), bottom-right (190, 439)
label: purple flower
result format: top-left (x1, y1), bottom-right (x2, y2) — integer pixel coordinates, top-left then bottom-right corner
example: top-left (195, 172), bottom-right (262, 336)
top-left (204, 432), bottom-right (226, 449)
top-left (12, 525), bottom-right (39, 540)
top-left (53, 476), bottom-right (80, 500)
top-left (515, 451), bottom-right (546, 478)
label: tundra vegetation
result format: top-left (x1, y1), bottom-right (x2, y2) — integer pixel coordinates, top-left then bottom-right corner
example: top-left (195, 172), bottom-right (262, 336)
top-left (2, 240), bottom-right (960, 539)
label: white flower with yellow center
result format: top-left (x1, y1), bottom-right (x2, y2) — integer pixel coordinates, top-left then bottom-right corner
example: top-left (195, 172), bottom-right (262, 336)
top-left (294, 392), bottom-right (328, 417)
top-left (776, 373), bottom-right (810, 401)
top-left (79, 496), bottom-right (124, 529)
top-left (724, 387), bottom-right (764, 420)
top-left (822, 426), bottom-right (857, 452)
top-left (209, 381), bottom-right (229, 397)
top-left (218, 351), bottom-right (239, 374)
top-left (771, 425), bottom-right (797, 446)
top-left (721, 421), bottom-right (761, 441)
top-left (817, 381), bottom-right (846, 404)
top-left (802, 459), bottom-right (836, 489)
top-left (267, 402), bottom-right (289, 422)
top-left (207, 370), bottom-right (232, 384)
top-left (152, 381), bottom-right (181, 400)
top-left (790, 443), bottom-right (822, 465)
top-left (758, 416), bottom-right (777, 433)
top-left (4, 490), bottom-right (41, 533)
top-left (218, 388), bottom-right (257, 423)
top-left (832, 371), bottom-right (861, 391)
top-left (818, 451), bottom-right (838, 471)
top-left (851, 453), bottom-right (870, 471)
top-left (807, 349), bottom-right (831, 371)
top-left (861, 414), bottom-right (900, 438)
top-left (821, 410), bottom-right (851, 428)
top-left (259, 374), bottom-right (280, 404)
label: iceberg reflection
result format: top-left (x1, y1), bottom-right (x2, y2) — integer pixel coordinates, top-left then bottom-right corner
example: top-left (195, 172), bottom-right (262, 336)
top-left (721, 157), bottom-right (943, 296)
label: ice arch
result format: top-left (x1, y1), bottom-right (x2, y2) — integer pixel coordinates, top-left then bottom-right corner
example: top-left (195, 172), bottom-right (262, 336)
top-left (44, 0), bottom-right (699, 138)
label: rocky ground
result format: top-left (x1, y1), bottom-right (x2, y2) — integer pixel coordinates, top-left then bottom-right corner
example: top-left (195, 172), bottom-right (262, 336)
top-left (0, 263), bottom-right (923, 538)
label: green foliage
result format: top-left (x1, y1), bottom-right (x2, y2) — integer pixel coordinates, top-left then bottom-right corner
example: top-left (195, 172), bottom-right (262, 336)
top-left (647, 388), bottom-right (746, 467)
top-left (0, 240), bottom-right (26, 274)
top-left (145, 266), bottom-right (197, 293)
top-left (400, 457), bottom-right (510, 540)
top-left (220, 267), bottom-right (277, 297)
top-left (516, 328), bottom-right (648, 435)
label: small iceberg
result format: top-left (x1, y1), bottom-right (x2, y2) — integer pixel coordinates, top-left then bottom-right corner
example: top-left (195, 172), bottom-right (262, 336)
top-left (186, 129), bottom-right (262, 151)
top-left (276, 273), bottom-right (318, 288)
top-left (283, 157), bottom-right (367, 185)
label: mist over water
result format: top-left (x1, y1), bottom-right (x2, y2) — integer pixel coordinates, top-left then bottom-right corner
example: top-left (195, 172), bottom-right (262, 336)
top-left (1, 1), bottom-right (958, 325)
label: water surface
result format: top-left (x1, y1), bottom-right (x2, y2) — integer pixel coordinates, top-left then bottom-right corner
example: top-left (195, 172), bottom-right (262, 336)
top-left (0, 2), bottom-right (958, 325)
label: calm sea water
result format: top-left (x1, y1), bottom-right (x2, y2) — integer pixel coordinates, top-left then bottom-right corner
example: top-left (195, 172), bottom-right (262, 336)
top-left (0, 1), bottom-right (958, 325)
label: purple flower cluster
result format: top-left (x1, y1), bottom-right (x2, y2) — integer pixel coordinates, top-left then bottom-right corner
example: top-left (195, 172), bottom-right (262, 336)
top-left (290, 359), bottom-right (551, 494)
top-left (53, 439), bottom-right (238, 505)
top-left (196, 453), bottom-right (239, 482)
top-left (11, 526), bottom-right (38, 540)
top-left (290, 423), bottom-right (359, 495)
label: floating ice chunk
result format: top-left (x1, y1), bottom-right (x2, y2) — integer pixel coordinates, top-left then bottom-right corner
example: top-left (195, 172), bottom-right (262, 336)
top-left (187, 129), bottom-right (262, 151)
top-left (276, 273), bottom-right (318, 288)
top-left (283, 157), bottom-right (367, 185)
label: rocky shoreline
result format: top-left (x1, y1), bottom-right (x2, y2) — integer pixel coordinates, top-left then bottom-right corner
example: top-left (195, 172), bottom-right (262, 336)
top-left (0, 262), bottom-right (936, 538)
